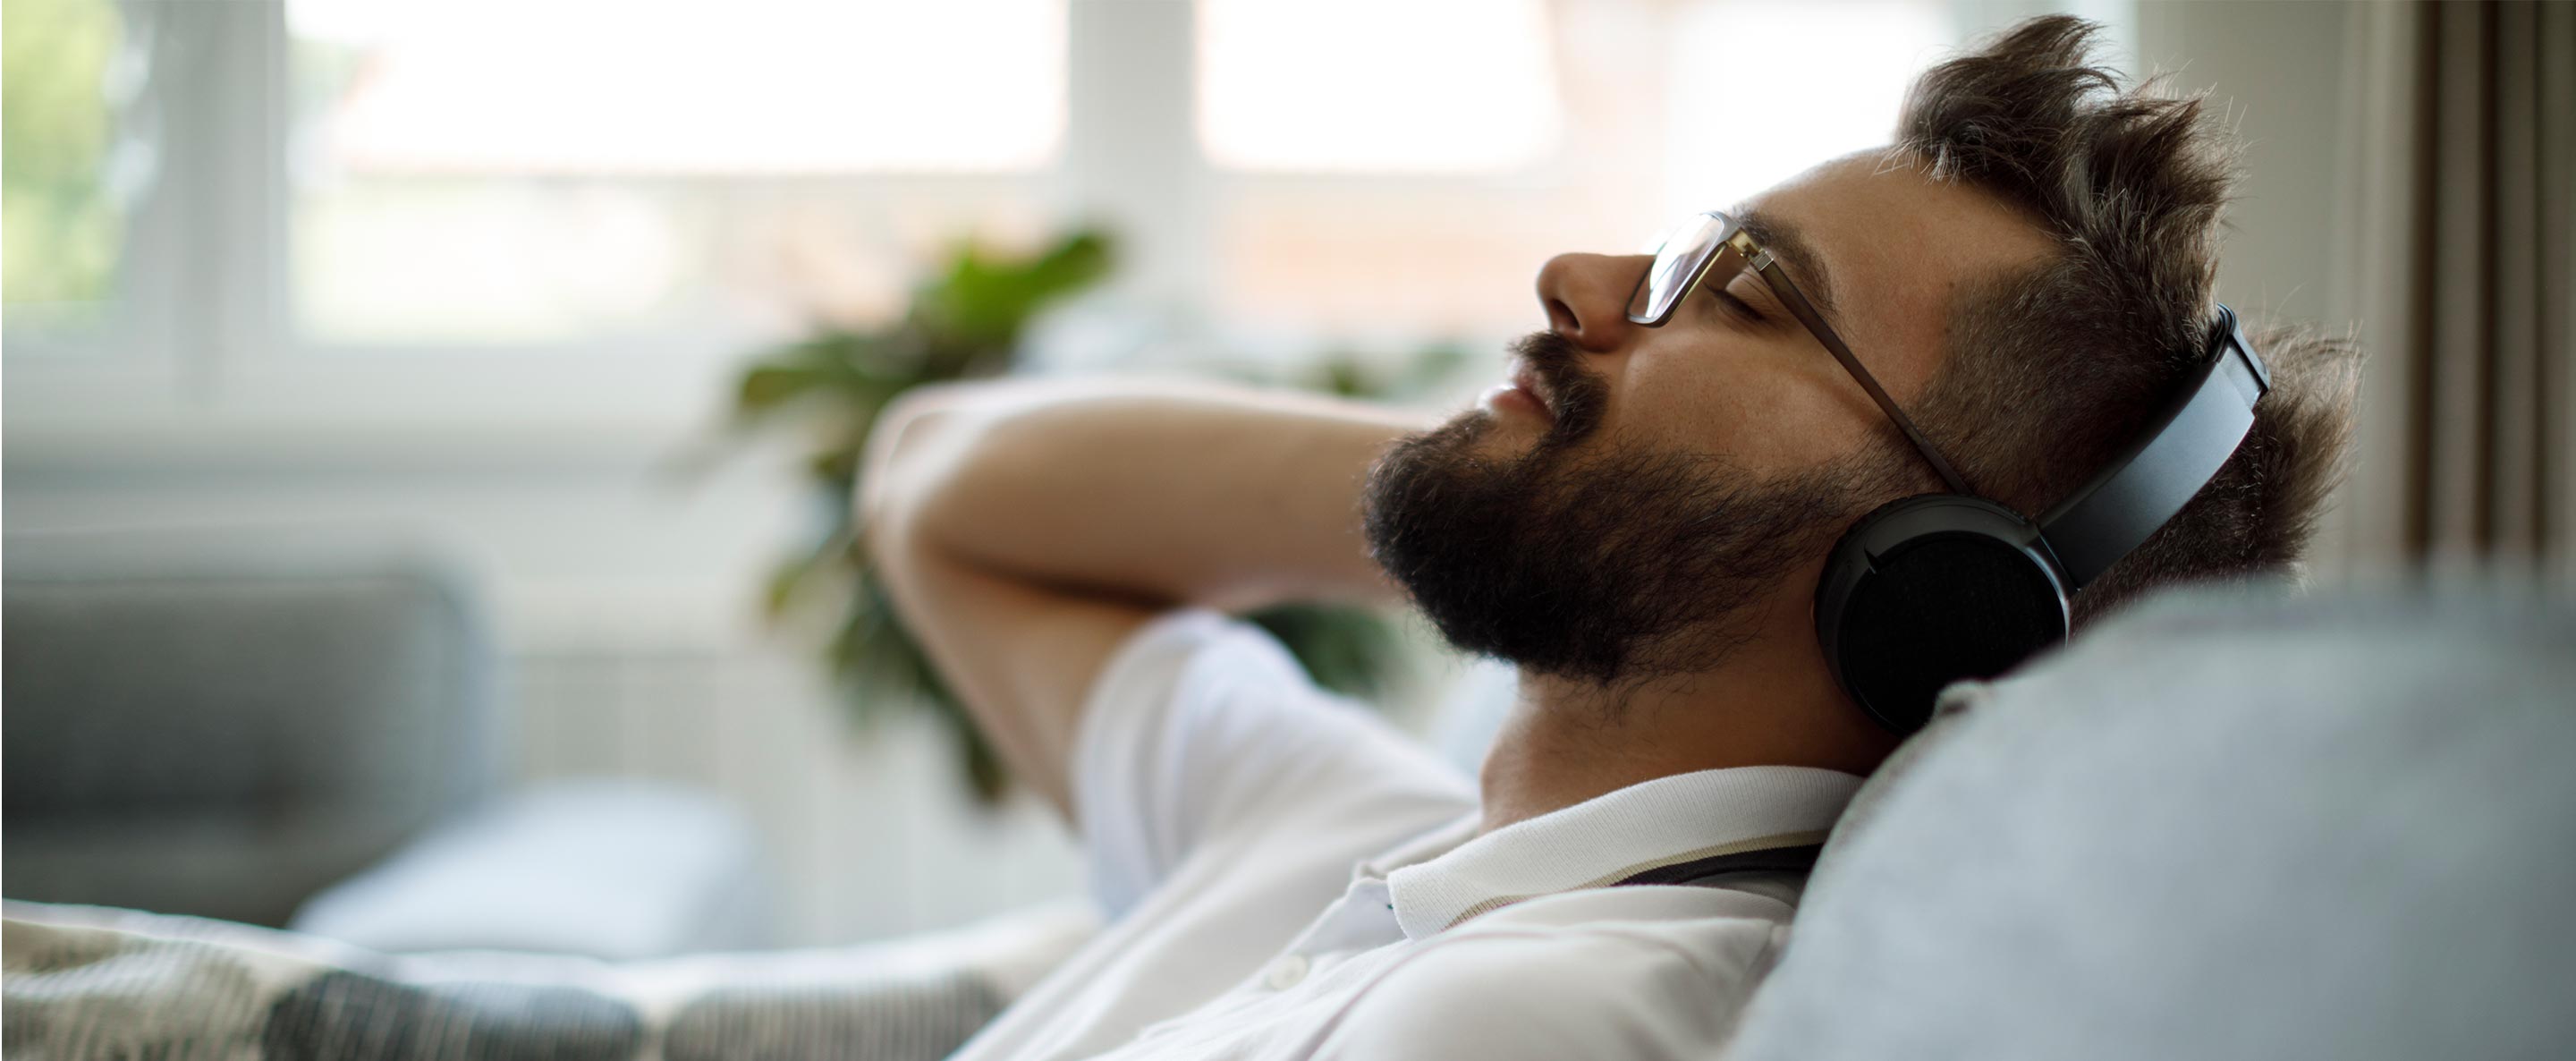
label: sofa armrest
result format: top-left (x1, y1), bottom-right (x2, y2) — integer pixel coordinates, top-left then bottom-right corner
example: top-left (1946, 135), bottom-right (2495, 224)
top-left (287, 780), bottom-right (769, 960)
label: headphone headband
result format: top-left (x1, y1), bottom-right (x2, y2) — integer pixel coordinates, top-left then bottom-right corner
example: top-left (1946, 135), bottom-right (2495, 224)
top-left (2036, 304), bottom-right (2273, 589)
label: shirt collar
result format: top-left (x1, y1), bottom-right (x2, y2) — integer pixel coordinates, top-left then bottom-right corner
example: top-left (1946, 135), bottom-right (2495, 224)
top-left (1379, 765), bottom-right (1864, 939)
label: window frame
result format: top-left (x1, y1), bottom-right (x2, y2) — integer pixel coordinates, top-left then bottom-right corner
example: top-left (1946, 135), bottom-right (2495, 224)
top-left (5, 0), bottom-right (1085, 446)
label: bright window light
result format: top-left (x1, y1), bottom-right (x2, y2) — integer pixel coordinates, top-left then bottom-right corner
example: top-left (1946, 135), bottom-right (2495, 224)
top-left (1208, 0), bottom-right (1962, 340)
top-left (291, 0), bottom-right (1065, 174)
top-left (1197, 0), bottom-right (1562, 173)
top-left (1661, 0), bottom-right (1953, 216)
top-left (4, 0), bottom-right (129, 329)
top-left (286, 0), bottom-right (1059, 345)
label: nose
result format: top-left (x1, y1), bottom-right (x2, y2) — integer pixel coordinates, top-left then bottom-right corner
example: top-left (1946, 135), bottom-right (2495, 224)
top-left (1534, 252), bottom-right (1648, 354)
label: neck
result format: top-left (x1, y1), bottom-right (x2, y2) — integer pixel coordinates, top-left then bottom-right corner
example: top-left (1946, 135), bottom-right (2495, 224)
top-left (1474, 594), bottom-right (1902, 836)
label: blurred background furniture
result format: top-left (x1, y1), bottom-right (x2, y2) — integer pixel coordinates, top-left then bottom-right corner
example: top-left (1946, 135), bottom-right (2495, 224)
top-left (2, 531), bottom-right (773, 959)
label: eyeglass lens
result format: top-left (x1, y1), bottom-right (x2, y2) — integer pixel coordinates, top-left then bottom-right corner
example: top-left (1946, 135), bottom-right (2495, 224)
top-left (1628, 212), bottom-right (1733, 323)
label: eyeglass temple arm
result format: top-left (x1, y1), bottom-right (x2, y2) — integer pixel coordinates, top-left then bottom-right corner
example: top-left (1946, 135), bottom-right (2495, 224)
top-left (1746, 250), bottom-right (1974, 496)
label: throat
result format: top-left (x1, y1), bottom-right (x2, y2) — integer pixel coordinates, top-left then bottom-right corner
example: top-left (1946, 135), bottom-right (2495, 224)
top-left (1473, 654), bottom-right (1898, 837)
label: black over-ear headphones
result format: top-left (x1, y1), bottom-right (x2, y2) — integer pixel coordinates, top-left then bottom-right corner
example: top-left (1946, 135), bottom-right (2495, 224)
top-left (1814, 304), bottom-right (2273, 734)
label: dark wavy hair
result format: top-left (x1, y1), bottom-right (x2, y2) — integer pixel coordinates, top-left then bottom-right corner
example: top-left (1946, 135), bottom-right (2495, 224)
top-left (1897, 15), bottom-right (2363, 625)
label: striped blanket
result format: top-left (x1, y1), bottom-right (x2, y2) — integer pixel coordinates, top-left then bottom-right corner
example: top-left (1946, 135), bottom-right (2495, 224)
top-left (3, 900), bottom-right (1092, 1061)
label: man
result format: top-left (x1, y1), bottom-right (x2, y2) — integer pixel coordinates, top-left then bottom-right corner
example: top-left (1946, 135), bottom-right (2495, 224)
top-left (863, 16), bottom-right (2358, 1060)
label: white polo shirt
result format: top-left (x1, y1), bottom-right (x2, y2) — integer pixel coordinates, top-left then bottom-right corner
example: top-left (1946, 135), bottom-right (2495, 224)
top-left (949, 609), bottom-right (1863, 1061)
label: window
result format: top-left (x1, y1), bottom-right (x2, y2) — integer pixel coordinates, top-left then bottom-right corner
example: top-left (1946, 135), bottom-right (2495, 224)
top-left (1660, 1), bottom-right (1956, 219)
top-left (288, 0), bottom-right (1065, 346)
top-left (3, 0), bottom-right (140, 339)
top-left (1199, 0), bottom-right (1961, 344)
top-left (4, 0), bottom-right (2123, 436)
top-left (1197, 0), bottom-right (1561, 174)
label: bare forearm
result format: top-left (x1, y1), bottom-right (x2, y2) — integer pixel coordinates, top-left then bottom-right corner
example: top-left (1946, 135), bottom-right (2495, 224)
top-left (865, 378), bottom-right (1431, 613)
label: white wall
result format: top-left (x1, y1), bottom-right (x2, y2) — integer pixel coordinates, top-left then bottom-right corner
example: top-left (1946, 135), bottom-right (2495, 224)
top-left (2137, 0), bottom-right (2388, 578)
top-left (2139, 1), bottom-right (2351, 327)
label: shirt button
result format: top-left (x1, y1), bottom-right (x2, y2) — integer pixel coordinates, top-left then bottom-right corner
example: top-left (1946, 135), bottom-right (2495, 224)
top-left (1264, 953), bottom-right (1310, 990)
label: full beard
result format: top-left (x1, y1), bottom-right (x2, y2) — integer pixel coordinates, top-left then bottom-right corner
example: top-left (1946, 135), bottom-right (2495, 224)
top-left (1361, 332), bottom-right (1895, 688)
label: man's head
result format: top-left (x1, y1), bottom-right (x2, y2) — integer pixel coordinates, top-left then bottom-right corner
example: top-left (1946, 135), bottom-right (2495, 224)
top-left (1362, 16), bottom-right (2359, 702)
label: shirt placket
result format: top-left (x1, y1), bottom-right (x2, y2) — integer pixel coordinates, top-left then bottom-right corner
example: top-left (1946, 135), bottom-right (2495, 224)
top-left (1258, 877), bottom-right (1400, 991)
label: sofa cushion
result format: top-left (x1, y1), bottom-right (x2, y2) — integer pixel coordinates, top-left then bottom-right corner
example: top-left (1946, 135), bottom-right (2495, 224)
top-left (1725, 581), bottom-right (2576, 1060)
top-left (288, 780), bottom-right (771, 960)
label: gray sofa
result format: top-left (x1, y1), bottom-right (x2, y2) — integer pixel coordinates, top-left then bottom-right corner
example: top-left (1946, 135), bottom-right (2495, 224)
top-left (3, 532), bottom-right (770, 959)
top-left (1724, 581), bottom-right (2576, 1059)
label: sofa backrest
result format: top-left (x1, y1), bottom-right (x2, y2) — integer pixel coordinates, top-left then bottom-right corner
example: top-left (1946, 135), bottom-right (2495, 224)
top-left (1724, 581), bottom-right (2576, 1060)
top-left (3, 531), bottom-right (498, 926)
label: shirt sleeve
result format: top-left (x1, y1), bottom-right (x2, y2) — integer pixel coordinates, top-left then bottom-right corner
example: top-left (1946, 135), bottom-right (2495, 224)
top-left (1071, 607), bottom-right (1472, 920)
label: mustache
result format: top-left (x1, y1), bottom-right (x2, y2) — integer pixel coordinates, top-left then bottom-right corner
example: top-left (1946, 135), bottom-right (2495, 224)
top-left (1509, 330), bottom-right (1609, 447)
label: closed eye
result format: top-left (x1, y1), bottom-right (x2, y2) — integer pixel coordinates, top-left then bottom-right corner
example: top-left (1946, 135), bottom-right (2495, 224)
top-left (1709, 285), bottom-right (1767, 324)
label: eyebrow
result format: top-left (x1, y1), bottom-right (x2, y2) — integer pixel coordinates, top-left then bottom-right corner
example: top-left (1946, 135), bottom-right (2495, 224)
top-left (1732, 208), bottom-right (1843, 330)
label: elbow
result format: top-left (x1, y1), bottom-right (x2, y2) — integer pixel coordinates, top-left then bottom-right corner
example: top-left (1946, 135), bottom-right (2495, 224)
top-left (860, 382), bottom-right (1033, 567)
top-left (860, 386), bottom-right (978, 564)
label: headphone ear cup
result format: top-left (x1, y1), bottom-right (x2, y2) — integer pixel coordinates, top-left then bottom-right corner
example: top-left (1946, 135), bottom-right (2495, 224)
top-left (1816, 495), bottom-right (2071, 734)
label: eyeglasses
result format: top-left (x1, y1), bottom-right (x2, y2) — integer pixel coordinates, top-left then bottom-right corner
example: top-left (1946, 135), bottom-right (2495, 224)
top-left (1625, 209), bottom-right (1970, 495)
